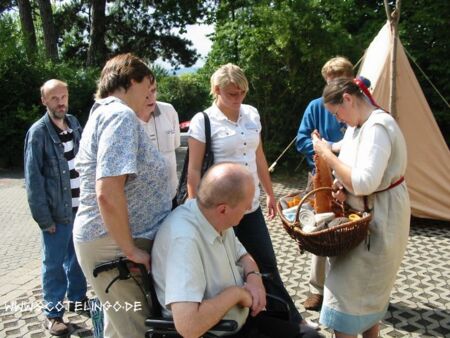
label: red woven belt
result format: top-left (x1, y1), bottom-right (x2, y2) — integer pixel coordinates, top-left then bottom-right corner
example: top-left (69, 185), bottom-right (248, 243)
top-left (363, 176), bottom-right (405, 211)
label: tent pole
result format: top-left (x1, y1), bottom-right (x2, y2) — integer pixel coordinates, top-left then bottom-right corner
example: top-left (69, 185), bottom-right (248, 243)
top-left (388, 0), bottom-right (401, 119)
top-left (383, 0), bottom-right (391, 20)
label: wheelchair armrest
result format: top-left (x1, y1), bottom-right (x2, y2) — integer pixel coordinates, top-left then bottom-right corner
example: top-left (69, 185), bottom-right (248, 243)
top-left (145, 316), bottom-right (238, 335)
top-left (210, 319), bottom-right (238, 331)
top-left (145, 317), bottom-right (176, 330)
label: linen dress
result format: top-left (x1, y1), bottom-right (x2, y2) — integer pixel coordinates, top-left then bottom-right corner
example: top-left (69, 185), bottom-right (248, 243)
top-left (320, 109), bottom-right (410, 334)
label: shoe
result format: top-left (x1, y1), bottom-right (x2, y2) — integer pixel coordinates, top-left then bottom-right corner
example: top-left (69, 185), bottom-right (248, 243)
top-left (303, 293), bottom-right (323, 311)
top-left (301, 319), bottom-right (320, 330)
top-left (300, 319), bottom-right (325, 337)
top-left (44, 317), bottom-right (69, 336)
top-left (68, 297), bottom-right (91, 317)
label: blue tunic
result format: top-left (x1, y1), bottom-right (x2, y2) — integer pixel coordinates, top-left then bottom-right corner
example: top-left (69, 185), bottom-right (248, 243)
top-left (296, 97), bottom-right (347, 169)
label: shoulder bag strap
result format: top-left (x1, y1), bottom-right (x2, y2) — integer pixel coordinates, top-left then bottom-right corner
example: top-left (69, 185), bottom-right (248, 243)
top-left (201, 112), bottom-right (212, 154)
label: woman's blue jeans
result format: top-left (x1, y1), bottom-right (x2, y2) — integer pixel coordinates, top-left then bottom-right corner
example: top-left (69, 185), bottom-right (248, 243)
top-left (233, 207), bottom-right (302, 323)
top-left (41, 219), bottom-right (87, 318)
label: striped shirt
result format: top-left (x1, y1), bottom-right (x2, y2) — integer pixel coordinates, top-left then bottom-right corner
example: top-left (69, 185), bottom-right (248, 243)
top-left (52, 121), bottom-right (80, 211)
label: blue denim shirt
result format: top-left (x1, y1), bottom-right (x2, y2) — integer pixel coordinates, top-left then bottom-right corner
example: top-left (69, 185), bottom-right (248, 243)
top-left (24, 112), bottom-right (82, 230)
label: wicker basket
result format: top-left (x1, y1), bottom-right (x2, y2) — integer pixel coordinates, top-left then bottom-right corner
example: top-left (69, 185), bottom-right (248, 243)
top-left (277, 187), bottom-right (372, 257)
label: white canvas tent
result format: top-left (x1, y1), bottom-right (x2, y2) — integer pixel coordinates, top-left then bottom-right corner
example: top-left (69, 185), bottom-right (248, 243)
top-left (358, 21), bottom-right (450, 221)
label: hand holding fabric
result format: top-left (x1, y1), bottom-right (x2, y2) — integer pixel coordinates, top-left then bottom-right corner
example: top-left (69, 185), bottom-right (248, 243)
top-left (312, 132), bottom-right (332, 159)
top-left (332, 179), bottom-right (347, 203)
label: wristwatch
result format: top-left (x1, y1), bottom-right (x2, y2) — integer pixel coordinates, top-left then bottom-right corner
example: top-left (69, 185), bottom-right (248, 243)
top-left (245, 270), bottom-right (262, 280)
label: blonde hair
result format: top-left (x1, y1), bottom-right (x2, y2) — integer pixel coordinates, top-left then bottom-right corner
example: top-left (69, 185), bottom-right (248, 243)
top-left (321, 56), bottom-right (353, 81)
top-left (210, 63), bottom-right (249, 99)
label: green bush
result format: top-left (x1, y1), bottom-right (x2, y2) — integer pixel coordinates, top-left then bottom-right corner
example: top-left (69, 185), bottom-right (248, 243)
top-left (0, 18), bottom-right (99, 167)
top-left (157, 73), bottom-right (211, 123)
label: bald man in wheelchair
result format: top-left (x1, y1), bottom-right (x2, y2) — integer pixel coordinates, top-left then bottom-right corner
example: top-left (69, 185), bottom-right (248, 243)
top-left (152, 162), bottom-right (321, 338)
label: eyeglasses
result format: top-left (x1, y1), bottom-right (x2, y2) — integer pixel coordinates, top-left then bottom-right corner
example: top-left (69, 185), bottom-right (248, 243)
top-left (331, 104), bottom-right (341, 118)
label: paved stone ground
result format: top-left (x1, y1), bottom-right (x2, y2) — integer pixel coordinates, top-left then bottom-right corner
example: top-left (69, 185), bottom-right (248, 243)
top-left (0, 161), bottom-right (449, 337)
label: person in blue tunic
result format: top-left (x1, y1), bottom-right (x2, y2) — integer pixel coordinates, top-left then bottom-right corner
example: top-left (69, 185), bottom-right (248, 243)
top-left (295, 56), bottom-right (353, 311)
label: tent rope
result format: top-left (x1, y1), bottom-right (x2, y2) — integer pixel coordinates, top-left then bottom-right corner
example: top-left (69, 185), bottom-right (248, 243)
top-left (268, 58), bottom-right (365, 173)
top-left (353, 54), bottom-right (364, 70)
top-left (268, 136), bottom-right (297, 173)
top-left (404, 47), bottom-right (450, 109)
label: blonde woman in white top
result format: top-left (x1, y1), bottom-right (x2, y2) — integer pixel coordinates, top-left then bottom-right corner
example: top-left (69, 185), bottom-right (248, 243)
top-left (187, 63), bottom-right (313, 328)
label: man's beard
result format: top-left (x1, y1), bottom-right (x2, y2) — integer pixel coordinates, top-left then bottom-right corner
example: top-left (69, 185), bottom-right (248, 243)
top-left (48, 106), bottom-right (67, 120)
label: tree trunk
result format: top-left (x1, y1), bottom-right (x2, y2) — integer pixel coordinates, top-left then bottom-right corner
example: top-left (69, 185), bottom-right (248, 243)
top-left (17, 0), bottom-right (37, 58)
top-left (87, 0), bottom-right (107, 67)
top-left (37, 0), bottom-right (58, 61)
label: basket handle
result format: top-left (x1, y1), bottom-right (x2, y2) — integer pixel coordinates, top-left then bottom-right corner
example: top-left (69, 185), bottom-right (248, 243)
top-left (293, 187), bottom-right (343, 226)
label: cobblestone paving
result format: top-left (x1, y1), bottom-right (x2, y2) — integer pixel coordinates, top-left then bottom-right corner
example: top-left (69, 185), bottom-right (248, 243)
top-left (0, 173), bottom-right (41, 278)
top-left (269, 182), bottom-right (450, 337)
top-left (0, 169), bottom-right (449, 337)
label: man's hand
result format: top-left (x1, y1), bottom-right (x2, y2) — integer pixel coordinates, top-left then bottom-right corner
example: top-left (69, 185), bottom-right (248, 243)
top-left (237, 286), bottom-right (253, 309)
top-left (243, 274), bottom-right (266, 316)
top-left (43, 225), bottom-right (56, 234)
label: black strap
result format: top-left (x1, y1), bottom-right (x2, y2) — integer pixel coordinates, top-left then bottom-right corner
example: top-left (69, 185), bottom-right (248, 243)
top-left (175, 112), bottom-right (213, 206)
top-left (202, 112), bottom-right (212, 157)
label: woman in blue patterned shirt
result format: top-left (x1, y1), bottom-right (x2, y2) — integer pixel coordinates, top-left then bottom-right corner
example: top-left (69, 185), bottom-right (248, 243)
top-left (73, 53), bottom-right (171, 338)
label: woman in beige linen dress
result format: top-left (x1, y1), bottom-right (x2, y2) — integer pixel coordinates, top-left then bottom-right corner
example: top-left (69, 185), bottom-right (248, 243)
top-left (312, 78), bottom-right (410, 338)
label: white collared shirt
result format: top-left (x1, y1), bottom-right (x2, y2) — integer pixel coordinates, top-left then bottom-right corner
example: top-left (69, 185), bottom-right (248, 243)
top-left (139, 101), bottom-right (180, 198)
top-left (152, 199), bottom-right (249, 333)
top-left (188, 103), bottom-right (262, 212)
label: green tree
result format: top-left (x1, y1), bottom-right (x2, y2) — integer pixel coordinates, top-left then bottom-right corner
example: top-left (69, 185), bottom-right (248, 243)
top-left (205, 0), bottom-right (449, 165)
top-left (157, 73), bottom-right (210, 122)
top-left (0, 15), bottom-right (98, 167)
top-left (86, 0), bottom-right (107, 66)
top-left (17, 0), bottom-right (37, 58)
top-left (37, 0), bottom-right (58, 60)
top-left (54, 0), bottom-right (211, 67)
top-left (205, 0), bottom-right (358, 160)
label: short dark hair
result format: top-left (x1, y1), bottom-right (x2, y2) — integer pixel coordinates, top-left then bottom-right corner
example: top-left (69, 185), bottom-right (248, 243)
top-left (95, 53), bottom-right (155, 99)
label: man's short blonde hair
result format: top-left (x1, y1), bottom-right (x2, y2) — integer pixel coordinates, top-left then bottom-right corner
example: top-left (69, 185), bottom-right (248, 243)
top-left (321, 56), bottom-right (353, 81)
top-left (210, 63), bottom-right (249, 99)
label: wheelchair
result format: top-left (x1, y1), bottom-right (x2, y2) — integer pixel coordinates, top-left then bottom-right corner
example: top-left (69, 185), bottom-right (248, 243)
top-left (93, 257), bottom-right (290, 338)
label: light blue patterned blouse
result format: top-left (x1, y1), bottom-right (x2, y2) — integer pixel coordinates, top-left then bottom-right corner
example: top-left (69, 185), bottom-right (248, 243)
top-left (73, 96), bottom-right (171, 242)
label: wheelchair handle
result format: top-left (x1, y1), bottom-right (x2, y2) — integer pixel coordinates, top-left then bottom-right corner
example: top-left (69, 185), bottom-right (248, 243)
top-left (93, 257), bottom-right (131, 277)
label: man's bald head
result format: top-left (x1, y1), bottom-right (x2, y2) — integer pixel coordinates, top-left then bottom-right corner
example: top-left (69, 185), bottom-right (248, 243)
top-left (197, 163), bottom-right (254, 209)
top-left (40, 79), bottom-right (69, 121)
top-left (40, 79), bottom-right (68, 98)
